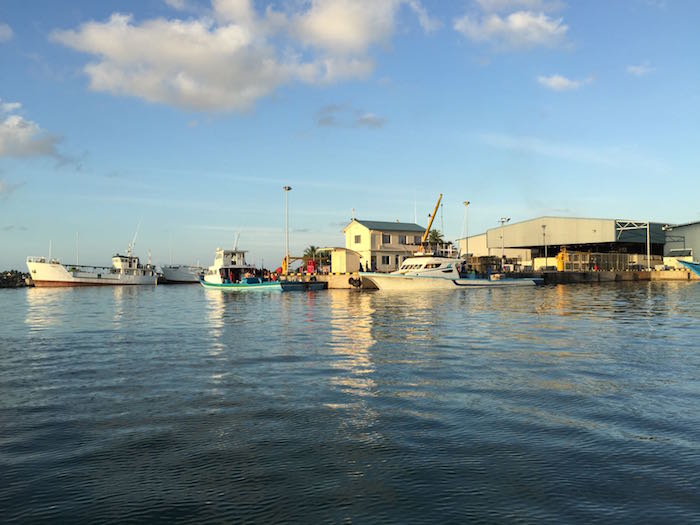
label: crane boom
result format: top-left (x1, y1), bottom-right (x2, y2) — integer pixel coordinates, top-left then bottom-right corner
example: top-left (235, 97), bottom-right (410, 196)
top-left (421, 194), bottom-right (443, 245)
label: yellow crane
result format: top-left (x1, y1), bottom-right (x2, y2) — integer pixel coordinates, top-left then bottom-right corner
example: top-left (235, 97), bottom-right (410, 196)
top-left (418, 193), bottom-right (443, 252)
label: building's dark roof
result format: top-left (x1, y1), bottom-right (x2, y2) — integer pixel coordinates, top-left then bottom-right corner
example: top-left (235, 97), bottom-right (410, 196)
top-left (670, 220), bottom-right (700, 229)
top-left (350, 219), bottom-right (426, 233)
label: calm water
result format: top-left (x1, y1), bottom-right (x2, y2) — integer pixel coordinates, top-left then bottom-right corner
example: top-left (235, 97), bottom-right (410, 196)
top-left (1, 283), bottom-right (699, 523)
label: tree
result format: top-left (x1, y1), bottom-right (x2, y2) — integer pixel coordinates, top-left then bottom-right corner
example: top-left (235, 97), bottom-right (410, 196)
top-left (303, 245), bottom-right (329, 265)
top-left (427, 229), bottom-right (444, 245)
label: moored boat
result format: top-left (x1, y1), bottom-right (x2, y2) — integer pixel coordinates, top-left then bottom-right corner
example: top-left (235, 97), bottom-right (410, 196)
top-left (678, 260), bottom-right (700, 278)
top-left (161, 264), bottom-right (203, 283)
top-left (280, 279), bottom-right (327, 292)
top-left (360, 254), bottom-right (543, 291)
top-left (200, 247), bottom-right (280, 291)
top-left (26, 253), bottom-right (158, 287)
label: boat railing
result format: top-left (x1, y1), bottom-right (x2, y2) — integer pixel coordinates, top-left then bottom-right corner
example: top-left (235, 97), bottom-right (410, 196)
top-left (27, 256), bottom-right (62, 264)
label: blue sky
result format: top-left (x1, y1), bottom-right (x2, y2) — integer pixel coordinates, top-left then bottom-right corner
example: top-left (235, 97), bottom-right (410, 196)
top-left (1, 0), bottom-right (699, 270)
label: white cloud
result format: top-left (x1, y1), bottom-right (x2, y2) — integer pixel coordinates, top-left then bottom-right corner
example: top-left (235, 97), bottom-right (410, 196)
top-left (356, 112), bottom-right (386, 128)
top-left (537, 73), bottom-right (586, 91)
top-left (475, 0), bottom-right (564, 12)
top-left (293, 0), bottom-right (402, 55)
top-left (406, 0), bottom-right (442, 32)
top-left (454, 10), bottom-right (567, 50)
top-left (0, 22), bottom-right (13, 42)
top-left (51, 0), bottom-right (438, 112)
top-left (626, 62), bottom-right (654, 76)
top-left (0, 114), bottom-right (63, 159)
top-left (1, 99), bottom-right (22, 113)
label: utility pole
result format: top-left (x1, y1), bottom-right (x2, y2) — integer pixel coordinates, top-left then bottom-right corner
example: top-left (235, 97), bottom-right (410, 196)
top-left (283, 186), bottom-right (292, 274)
top-left (463, 201), bottom-right (470, 262)
top-left (541, 224), bottom-right (547, 270)
top-left (499, 217), bottom-right (511, 259)
top-left (646, 221), bottom-right (651, 271)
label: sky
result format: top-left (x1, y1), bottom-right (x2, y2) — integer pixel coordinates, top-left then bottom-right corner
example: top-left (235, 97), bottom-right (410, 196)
top-left (1, 0), bottom-right (699, 270)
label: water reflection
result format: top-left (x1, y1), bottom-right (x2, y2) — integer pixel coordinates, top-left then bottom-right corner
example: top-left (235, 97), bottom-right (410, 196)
top-left (326, 291), bottom-right (379, 442)
top-left (328, 291), bottom-right (376, 399)
top-left (24, 287), bottom-right (68, 331)
top-left (203, 289), bottom-right (225, 356)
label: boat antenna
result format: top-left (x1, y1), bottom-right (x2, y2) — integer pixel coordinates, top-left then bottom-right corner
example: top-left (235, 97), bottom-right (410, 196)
top-left (233, 232), bottom-right (241, 251)
top-left (127, 221), bottom-right (141, 256)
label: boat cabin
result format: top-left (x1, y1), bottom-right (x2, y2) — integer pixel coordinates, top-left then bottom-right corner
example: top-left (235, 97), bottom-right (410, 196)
top-left (112, 254), bottom-right (140, 270)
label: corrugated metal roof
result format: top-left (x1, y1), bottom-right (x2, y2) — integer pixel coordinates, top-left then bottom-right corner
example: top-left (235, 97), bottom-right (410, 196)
top-left (350, 219), bottom-right (426, 232)
top-left (670, 220), bottom-right (700, 229)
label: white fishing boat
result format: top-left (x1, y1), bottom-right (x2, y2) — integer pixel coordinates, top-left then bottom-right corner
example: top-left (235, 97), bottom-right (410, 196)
top-left (161, 264), bottom-right (203, 283)
top-left (200, 247), bottom-right (280, 291)
top-left (360, 254), bottom-right (543, 291)
top-left (26, 252), bottom-right (157, 287)
top-left (359, 194), bottom-right (543, 291)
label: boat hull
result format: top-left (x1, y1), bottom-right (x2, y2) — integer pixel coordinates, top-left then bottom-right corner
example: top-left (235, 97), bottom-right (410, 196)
top-left (678, 260), bottom-right (700, 277)
top-left (199, 280), bottom-right (281, 291)
top-left (27, 260), bottom-right (157, 287)
top-left (360, 272), bottom-right (543, 291)
top-left (161, 265), bottom-right (203, 283)
top-left (280, 280), bottom-right (327, 292)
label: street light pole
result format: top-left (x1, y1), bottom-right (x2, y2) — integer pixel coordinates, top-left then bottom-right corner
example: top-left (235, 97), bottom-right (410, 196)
top-left (646, 221), bottom-right (651, 271)
top-left (283, 186), bottom-right (292, 274)
top-left (463, 201), bottom-right (470, 263)
top-left (499, 217), bottom-right (510, 260)
top-left (541, 224), bottom-right (547, 270)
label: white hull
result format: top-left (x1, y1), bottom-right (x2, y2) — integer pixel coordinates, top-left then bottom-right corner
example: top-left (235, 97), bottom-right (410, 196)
top-left (161, 265), bottom-right (203, 283)
top-left (27, 260), bottom-right (157, 287)
top-left (361, 272), bottom-right (542, 291)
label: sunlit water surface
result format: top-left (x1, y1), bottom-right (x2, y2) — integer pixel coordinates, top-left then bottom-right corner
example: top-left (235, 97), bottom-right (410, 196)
top-left (1, 283), bottom-right (699, 523)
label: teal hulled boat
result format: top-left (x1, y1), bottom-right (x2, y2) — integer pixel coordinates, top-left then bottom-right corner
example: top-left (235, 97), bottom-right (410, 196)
top-left (678, 260), bottom-right (700, 277)
top-left (200, 247), bottom-right (280, 292)
top-left (200, 276), bottom-right (281, 291)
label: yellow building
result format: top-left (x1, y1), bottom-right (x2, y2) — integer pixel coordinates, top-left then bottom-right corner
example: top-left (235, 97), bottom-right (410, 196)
top-left (341, 219), bottom-right (426, 272)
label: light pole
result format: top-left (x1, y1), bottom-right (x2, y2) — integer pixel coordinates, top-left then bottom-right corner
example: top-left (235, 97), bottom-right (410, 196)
top-left (541, 224), bottom-right (547, 270)
top-left (646, 221), bottom-right (651, 271)
top-left (283, 186), bottom-right (292, 274)
top-left (499, 217), bottom-right (510, 259)
top-left (463, 201), bottom-right (470, 263)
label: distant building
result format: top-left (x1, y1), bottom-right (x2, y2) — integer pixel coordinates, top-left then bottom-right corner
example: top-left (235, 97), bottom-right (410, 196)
top-left (457, 216), bottom-right (668, 270)
top-left (341, 219), bottom-right (426, 272)
top-left (663, 220), bottom-right (700, 261)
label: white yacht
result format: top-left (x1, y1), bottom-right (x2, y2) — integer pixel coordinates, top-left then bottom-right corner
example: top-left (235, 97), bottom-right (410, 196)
top-left (161, 264), bottom-right (203, 283)
top-left (26, 252), bottom-right (158, 287)
top-left (360, 254), bottom-right (543, 291)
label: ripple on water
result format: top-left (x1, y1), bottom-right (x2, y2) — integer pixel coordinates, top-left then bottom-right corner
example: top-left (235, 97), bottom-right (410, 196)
top-left (1, 284), bottom-right (699, 523)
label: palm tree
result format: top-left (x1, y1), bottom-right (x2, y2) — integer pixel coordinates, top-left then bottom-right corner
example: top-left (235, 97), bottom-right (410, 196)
top-left (303, 245), bottom-right (329, 265)
top-left (427, 229), bottom-right (444, 245)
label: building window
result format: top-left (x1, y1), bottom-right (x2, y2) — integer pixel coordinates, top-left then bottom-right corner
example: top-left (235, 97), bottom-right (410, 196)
top-left (398, 235), bottom-right (406, 244)
top-left (382, 233), bottom-right (391, 244)
top-left (414, 235), bottom-right (421, 244)
top-left (381, 255), bottom-right (390, 265)
top-left (354, 235), bottom-right (361, 244)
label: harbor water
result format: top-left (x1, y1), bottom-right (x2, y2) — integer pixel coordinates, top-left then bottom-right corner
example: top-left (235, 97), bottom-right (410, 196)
top-left (1, 283), bottom-right (699, 523)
